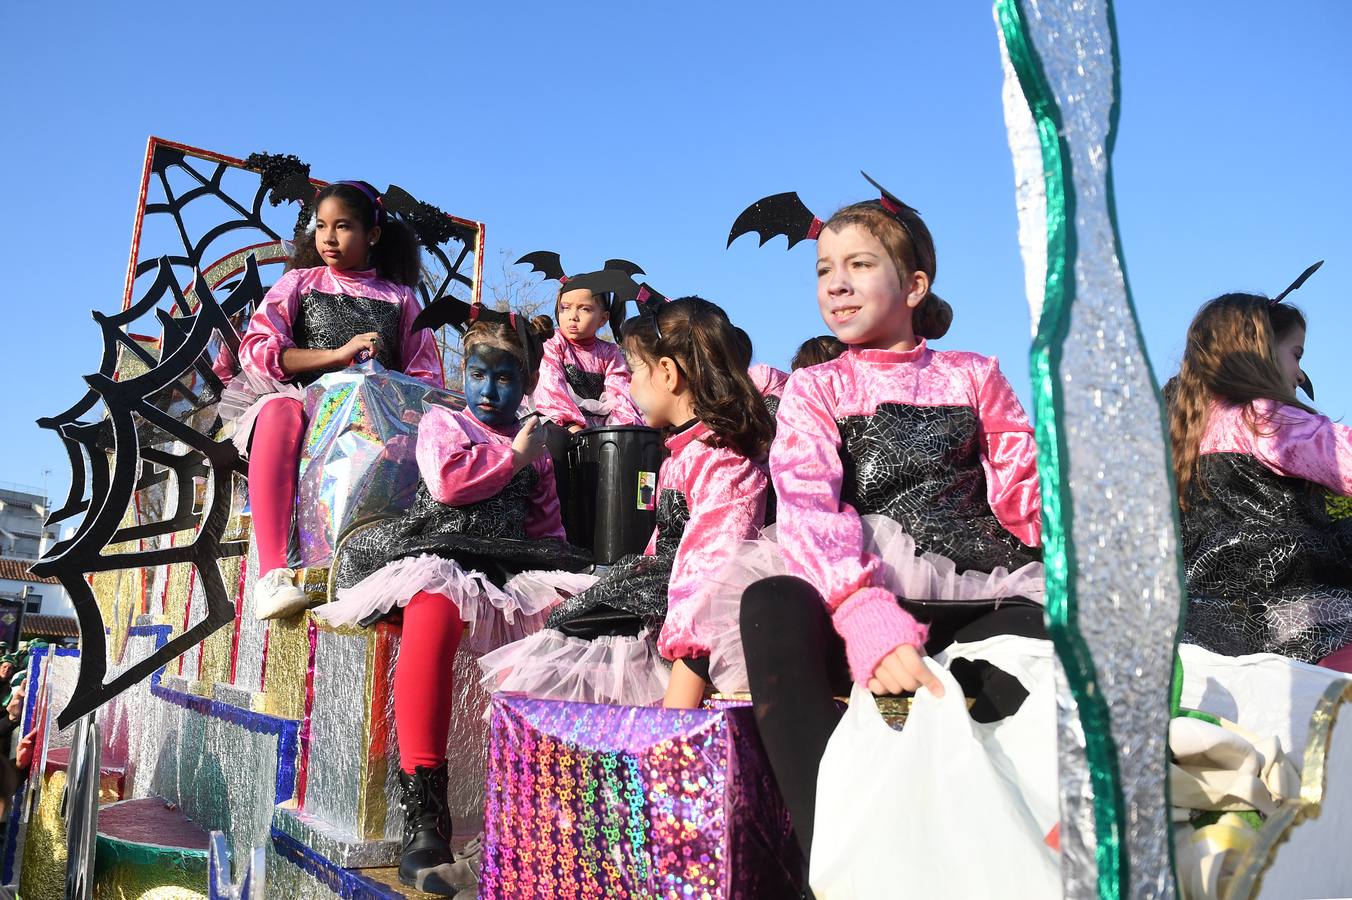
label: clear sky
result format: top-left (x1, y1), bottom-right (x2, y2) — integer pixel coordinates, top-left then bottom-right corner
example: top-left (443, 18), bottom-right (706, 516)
top-left (1, 1), bottom-right (1348, 503)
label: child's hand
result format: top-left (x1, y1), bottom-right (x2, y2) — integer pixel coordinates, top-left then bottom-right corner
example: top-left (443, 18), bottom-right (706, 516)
top-left (15, 730), bottom-right (35, 770)
top-left (511, 416), bottom-right (547, 469)
top-left (568, 424), bottom-right (585, 434)
top-left (867, 644), bottom-right (944, 698)
top-left (337, 332), bottom-right (381, 365)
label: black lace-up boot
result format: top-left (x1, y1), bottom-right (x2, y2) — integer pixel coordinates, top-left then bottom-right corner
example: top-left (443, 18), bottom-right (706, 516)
top-left (397, 763), bottom-right (476, 896)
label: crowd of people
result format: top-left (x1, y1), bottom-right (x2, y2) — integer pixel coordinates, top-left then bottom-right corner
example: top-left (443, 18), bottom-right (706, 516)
top-left (214, 178), bottom-right (1348, 897)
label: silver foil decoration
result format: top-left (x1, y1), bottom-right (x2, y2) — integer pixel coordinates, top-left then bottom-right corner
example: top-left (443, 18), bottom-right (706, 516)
top-left (997, 0), bottom-right (1184, 896)
top-left (295, 361), bottom-right (456, 568)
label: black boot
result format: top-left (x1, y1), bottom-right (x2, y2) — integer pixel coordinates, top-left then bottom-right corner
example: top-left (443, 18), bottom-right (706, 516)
top-left (397, 764), bottom-right (475, 896)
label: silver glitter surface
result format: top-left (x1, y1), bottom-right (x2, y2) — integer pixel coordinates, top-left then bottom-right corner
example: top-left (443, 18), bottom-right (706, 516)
top-left (997, 12), bottom-right (1049, 335)
top-left (273, 804), bottom-right (401, 869)
top-left (303, 626), bottom-right (371, 835)
top-left (1016, 1), bottom-right (1184, 896)
top-left (233, 541), bottom-right (266, 692)
top-left (443, 645), bottom-right (490, 823)
top-left (180, 573), bottom-right (209, 677)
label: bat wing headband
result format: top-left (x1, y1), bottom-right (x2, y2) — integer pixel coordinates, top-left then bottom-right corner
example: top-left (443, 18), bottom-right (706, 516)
top-left (727, 170), bottom-right (926, 260)
top-left (1269, 259), bottom-right (1323, 400)
top-left (412, 297), bottom-right (543, 384)
top-left (515, 252), bottom-right (661, 333)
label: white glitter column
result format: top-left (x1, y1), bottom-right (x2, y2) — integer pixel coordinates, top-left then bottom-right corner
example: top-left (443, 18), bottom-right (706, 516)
top-left (995, 1), bottom-right (1186, 897)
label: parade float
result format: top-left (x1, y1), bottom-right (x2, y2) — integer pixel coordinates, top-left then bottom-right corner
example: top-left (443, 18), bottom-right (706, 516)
top-left (8, 2), bottom-right (1351, 898)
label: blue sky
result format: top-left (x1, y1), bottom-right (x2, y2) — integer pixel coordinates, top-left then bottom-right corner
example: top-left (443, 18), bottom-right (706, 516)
top-left (1, 1), bottom-right (1348, 502)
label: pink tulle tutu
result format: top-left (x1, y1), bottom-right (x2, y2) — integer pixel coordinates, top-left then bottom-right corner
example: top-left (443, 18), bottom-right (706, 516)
top-left (313, 553), bottom-right (598, 654)
top-left (477, 628), bottom-right (671, 708)
top-left (703, 514), bottom-right (1046, 693)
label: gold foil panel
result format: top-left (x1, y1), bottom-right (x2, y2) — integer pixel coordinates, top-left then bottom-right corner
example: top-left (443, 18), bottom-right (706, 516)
top-left (20, 768), bottom-right (68, 900)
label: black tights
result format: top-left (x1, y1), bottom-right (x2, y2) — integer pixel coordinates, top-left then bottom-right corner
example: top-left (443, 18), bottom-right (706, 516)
top-left (740, 575), bottom-right (1047, 862)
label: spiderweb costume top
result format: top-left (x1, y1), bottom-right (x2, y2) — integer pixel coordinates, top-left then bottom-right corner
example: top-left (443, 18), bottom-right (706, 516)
top-left (1181, 399), bottom-right (1352, 662)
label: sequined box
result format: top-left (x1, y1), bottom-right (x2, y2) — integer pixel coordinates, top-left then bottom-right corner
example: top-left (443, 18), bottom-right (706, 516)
top-left (482, 696), bottom-right (801, 899)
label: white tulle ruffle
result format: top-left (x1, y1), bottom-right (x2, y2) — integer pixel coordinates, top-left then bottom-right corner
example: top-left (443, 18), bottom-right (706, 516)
top-left (312, 553), bottom-right (598, 654)
top-left (217, 367), bottom-right (306, 455)
top-left (477, 627), bottom-right (671, 708)
top-left (704, 515), bottom-right (1046, 694)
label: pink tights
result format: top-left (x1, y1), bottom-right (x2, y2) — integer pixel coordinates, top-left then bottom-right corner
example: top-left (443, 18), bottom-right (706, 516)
top-left (246, 398), bottom-right (306, 575)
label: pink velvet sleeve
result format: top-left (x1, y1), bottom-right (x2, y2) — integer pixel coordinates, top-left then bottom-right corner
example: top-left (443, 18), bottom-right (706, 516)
top-left (1245, 401), bottom-right (1352, 494)
top-left (975, 356), bottom-right (1042, 546)
top-left (238, 269), bottom-right (303, 380)
top-left (532, 339), bottom-right (587, 430)
top-left (771, 373), bottom-right (928, 684)
top-left (602, 348), bottom-right (644, 426)
top-left (524, 455), bottom-right (568, 541)
top-left (415, 409), bottom-right (516, 506)
top-left (657, 448), bottom-right (768, 661)
top-left (397, 287), bottom-right (444, 387)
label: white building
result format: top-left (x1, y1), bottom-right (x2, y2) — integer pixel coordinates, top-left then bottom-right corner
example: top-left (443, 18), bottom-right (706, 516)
top-left (0, 483), bottom-right (57, 560)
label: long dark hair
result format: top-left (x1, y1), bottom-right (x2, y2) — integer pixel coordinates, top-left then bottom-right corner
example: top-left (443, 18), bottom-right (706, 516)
top-left (622, 297), bottom-right (774, 459)
top-left (288, 182), bottom-right (423, 287)
top-left (1168, 293), bottom-right (1316, 507)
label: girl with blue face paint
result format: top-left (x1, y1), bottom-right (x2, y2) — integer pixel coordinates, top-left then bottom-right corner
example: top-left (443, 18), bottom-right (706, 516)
top-left (313, 305), bottom-right (592, 896)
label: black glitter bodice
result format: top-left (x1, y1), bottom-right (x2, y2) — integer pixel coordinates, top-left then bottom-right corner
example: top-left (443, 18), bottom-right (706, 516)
top-left (1182, 452), bottom-right (1352, 661)
top-left (547, 487), bottom-right (690, 629)
top-left (836, 403), bottom-right (1038, 574)
top-left (292, 290), bottom-right (402, 385)
top-left (564, 364), bottom-right (605, 401)
top-left (335, 466), bottom-right (592, 592)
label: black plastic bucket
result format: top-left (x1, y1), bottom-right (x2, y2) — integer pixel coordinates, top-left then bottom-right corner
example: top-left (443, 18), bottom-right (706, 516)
top-left (564, 425), bottom-right (664, 564)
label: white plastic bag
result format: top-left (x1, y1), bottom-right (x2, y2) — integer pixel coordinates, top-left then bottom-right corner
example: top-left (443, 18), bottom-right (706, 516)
top-left (810, 659), bottom-right (1061, 900)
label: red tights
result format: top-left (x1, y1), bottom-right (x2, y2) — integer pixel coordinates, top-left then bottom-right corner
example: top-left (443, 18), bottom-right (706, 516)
top-left (246, 398), bottom-right (306, 575)
top-left (395, 591), bottom-right (466, 772)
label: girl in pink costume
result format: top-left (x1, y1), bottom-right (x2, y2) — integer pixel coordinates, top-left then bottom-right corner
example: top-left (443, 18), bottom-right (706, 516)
top-left (479, 297), bottom-right (774, 709)
top-left (1170, 288), bottom-right (1352, 669)
top-left (227, 181), bottom-right (442, 619)
top-left (314, 302), bottom-right (592, 896)
top-left (732, 181), bottom-right (1046, 865)
top-left (532, 284), bottom-right (644, 432)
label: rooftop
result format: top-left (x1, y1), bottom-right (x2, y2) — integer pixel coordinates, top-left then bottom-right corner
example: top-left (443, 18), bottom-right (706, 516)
top-left (0, 558), bottom-right (60, 585)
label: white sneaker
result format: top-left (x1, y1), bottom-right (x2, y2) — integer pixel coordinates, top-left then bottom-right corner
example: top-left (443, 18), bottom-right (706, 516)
top-left (254, 568), bottom-right (310, 620)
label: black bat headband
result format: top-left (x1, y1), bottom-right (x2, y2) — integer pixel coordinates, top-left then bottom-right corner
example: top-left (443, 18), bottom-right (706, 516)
top-left (727, 171), bottom-right (925, 256)
top-left (1269, 260), bottom-right (1324, 400)
top-left (515, 252), bottom-right (654, 331)
top-left (1270, 260), bottom-right (1323, 306)
top-left (412, 297), bottom-right (543, 384)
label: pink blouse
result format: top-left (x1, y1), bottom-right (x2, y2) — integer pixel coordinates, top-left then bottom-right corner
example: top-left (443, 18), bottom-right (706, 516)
top-left (1201, 399), bottom-right (1352, 494)
top-left (531, 333), bottom-right (643, 429)
top-left (749, 363), bottom-right (790, 399)
top-left (238, 266), bottom-right (443, 386)
top-left (653, 422), bottom-right (769, 661)
top-left (414, 406), bottom-right (565, 541)
top-left (771, 342), bottom-right (1041, 684)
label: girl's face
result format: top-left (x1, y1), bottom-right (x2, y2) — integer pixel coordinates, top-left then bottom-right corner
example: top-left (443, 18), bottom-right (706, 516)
top-left (1274, 325), bottom-right (1306, 394)
top-left (463, 351), bottom-right (526, 427)
top-left (558, 289), bottom-right (609, 342)
top-left (314, 196), bottom-right (378, 271)
top-left (816, 224), bottom-right (927, 351)
top-left (625, 350), bottom-right (681, 428)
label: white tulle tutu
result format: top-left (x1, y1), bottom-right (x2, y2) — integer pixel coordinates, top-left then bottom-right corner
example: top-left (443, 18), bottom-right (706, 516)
top-left (703, 514), bottom-right (1047, 694)
top-left (312, 553), bottom-right (598, 654)
top-left (477, 627), bottom-right (672, 708)
top-left (217, 367), bottom-right (307, 455)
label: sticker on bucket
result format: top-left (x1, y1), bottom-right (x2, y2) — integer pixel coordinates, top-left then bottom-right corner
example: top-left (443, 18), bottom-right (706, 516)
top-left (636, 472), bottom-right (657, 511)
